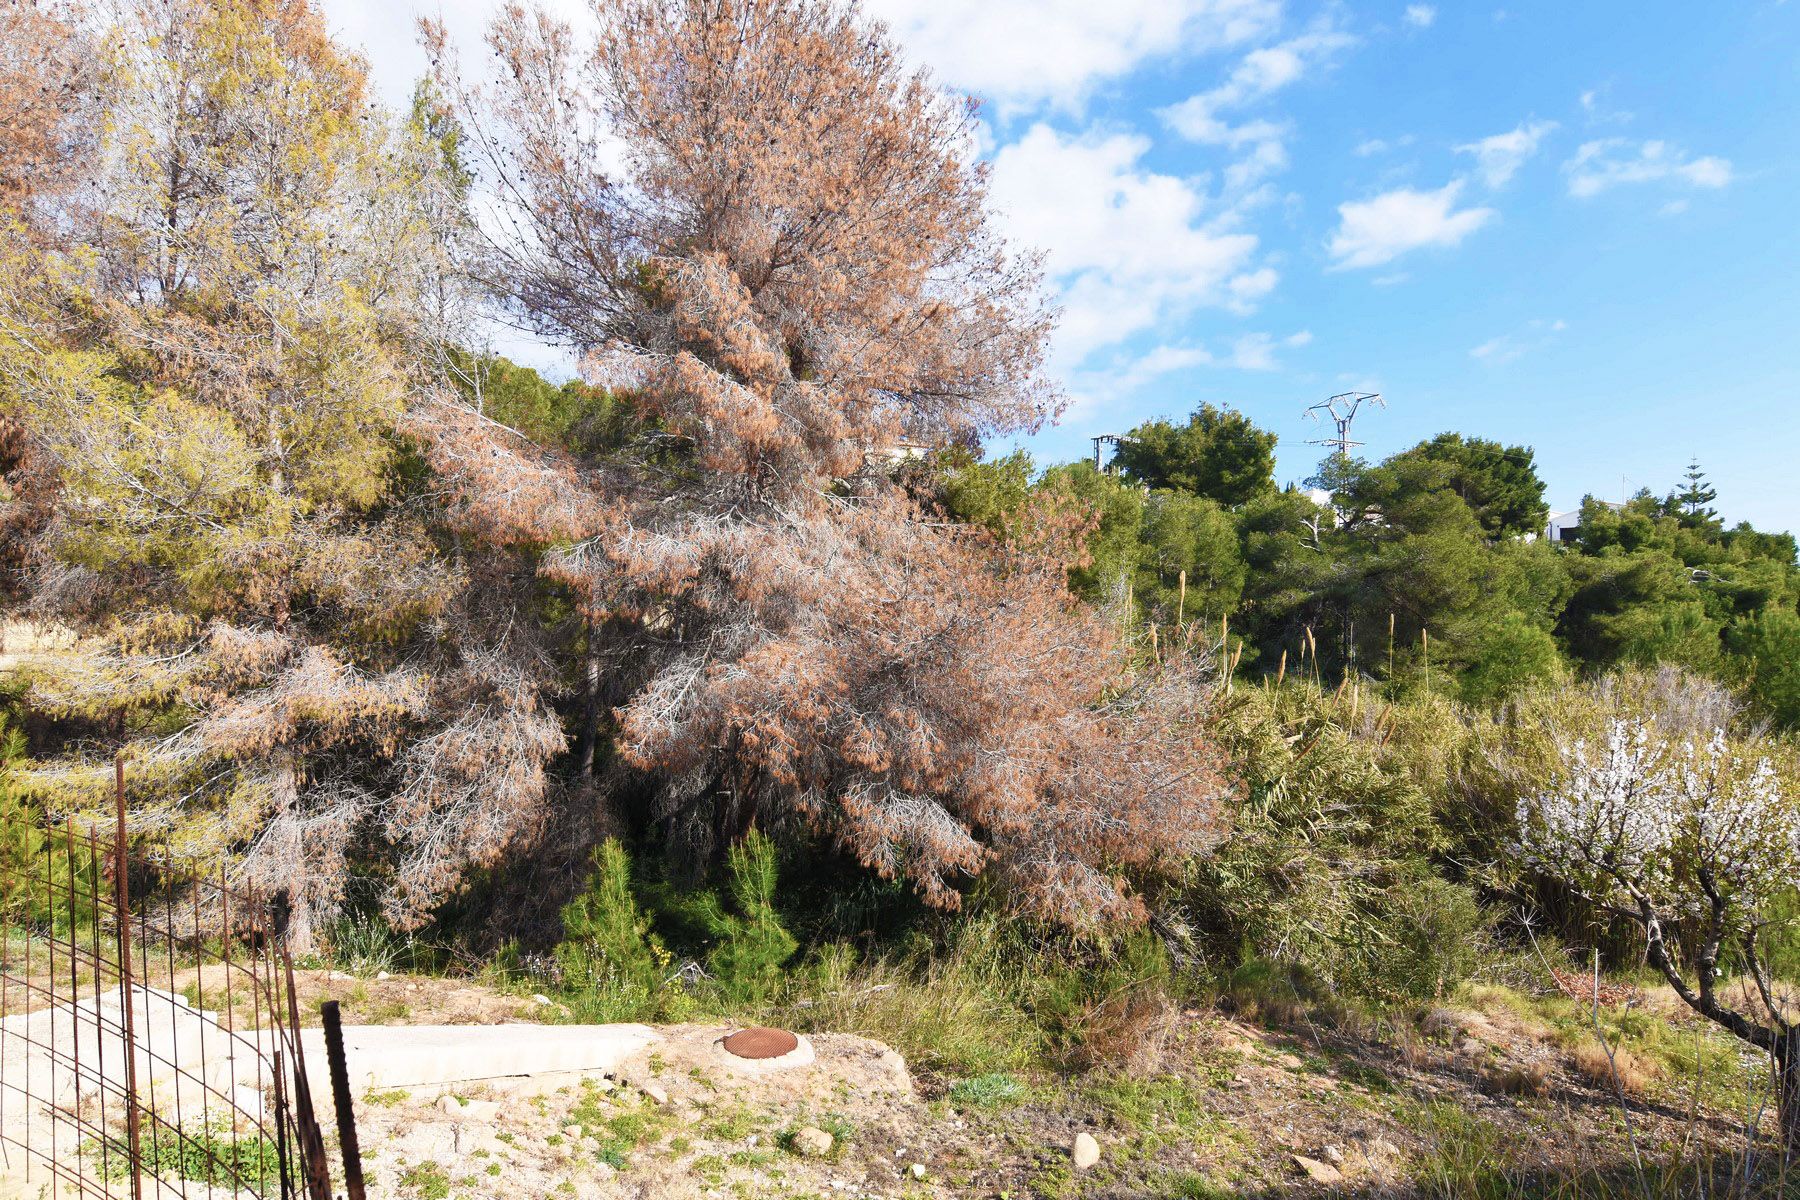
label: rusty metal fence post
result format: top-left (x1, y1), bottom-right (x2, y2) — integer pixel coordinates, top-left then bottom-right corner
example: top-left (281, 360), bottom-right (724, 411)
top-left (113, 751), bottom-right (145, 1200)
top-left (0, 756), bottom-right (363, 1199)
top-left (321, 1001), bottom-right (366, 1200)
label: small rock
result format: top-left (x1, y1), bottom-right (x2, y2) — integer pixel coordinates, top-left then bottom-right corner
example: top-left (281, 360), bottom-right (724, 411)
top-left (791, 1126), bottom-right (835, 1157)
top-left (1071, 1131), bottom-right (1100, 1170)
top-left (910, 1163), bottom-right (927, 1180)
top-left (435, 1095), bottom-right (500, 1120)
top-left (1372, 1138), bottom-right (1402, 1158)
top-left (1293, 1155), bottom-right (1343, 1184)
top-left (1322, 1145), bottom-right (1345, 1165)
top-left (643, 1083), bottom-right (669, 1105)
top-left (396, 1124), bottom-right (458, 1161)
top-left (532, 993), bottom-right (552, 1005)
top-left (564, 1124), bottom-right (583, 1139)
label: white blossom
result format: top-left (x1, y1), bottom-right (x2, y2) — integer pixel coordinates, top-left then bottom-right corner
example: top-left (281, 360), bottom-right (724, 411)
top-left (1517, 718), bottom-right (1796, 918)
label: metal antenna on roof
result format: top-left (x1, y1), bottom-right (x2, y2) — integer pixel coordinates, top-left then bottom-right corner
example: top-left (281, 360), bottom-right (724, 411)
top-left (1304, 392), bottom-right (1384, 457)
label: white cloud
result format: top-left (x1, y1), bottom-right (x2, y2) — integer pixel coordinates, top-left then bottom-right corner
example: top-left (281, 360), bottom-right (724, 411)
top-left (1103, 344), bottom-right (1218, 395)
top-left (318, 0), bottom-right (1284, 115)
top-left (1227, 267), bottom-right (1281, 308)
top-left (1563, 139), bottom-right (1733, 198)
top-left (1327, 181), bottom-right (1496, 270)
top-left (1224, 330), bottom-right (1309, 369)
top-left (1403, 5), bottom-right (1437, 28)
top-left (867, 0), bottom-right (1284, 111)
top-left (988, 125), bottom-right (1267, 369)
top-left (1470, 317), bottom-right (1566, 365)
top-left (1076, 330), bottom-right (1307, 410)
top-left (1352, 134), bottom-right (1415, 158)
top-left (1456, 120), bottom-right (1557, 187)
top-left (1160, 26), bottom-right (1355, 189)
top-left (1578, 84), bottom-right (1634, 127)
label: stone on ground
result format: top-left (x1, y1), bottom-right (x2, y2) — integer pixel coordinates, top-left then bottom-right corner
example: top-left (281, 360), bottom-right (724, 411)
top-left (1293, 1153), bottom-right (1344, 1183)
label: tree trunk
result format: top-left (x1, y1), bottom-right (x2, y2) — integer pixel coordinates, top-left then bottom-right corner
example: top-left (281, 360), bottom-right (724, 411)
top-left (575, 622), bottom-right (600, 787)
top-left (1781, 1031), bottom-right (1799, 1154)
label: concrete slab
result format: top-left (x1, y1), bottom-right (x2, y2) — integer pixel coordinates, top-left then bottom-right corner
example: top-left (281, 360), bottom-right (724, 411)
top-left (1, 985), bottom-right (271, 1132)
top-left (296, 1023), bottom-right (663, 1100)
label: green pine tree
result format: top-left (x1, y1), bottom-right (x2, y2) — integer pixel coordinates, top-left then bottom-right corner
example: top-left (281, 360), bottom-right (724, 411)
top-left (1673, 457), bottom-right (1719, 526)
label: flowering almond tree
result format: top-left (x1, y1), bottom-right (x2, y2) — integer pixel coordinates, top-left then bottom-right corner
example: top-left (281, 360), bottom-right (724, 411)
top-left (423, 0), bottom-right (1234, 925)
top-left (1516, 716), bottom-right (1799, 1146)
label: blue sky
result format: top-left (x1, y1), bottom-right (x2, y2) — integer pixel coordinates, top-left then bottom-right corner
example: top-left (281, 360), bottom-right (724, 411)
top-left (320, 1), bottom-right (1800, 534)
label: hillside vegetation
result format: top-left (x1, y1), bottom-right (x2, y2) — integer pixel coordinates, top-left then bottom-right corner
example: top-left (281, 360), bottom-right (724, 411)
top-left (1, 0), bottom-right (1796, 1195)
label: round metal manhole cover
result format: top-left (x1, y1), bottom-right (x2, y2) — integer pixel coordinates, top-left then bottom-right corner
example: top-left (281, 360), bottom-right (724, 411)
top-left (721, 1026), bottom-right (800, 1060)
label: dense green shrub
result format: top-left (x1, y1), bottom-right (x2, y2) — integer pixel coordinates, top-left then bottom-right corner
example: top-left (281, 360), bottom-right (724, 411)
top-left (554, 840), bottom-right (673, 1021)
top-left (0, 718), bottom-right (41, 922)
top-left (1190, 681), bottom-right (1487, 1002)
top-left (697, 831), bottom-right (798, 1006)
top-left (552, 831), bottom-right (799, 1018)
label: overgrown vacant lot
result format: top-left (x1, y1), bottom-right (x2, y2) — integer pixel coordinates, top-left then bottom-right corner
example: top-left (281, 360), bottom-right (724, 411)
top-left (4, 0), bottom-right (1800, 1195)
top-left (295, 963), bottom-right (1788, 1200)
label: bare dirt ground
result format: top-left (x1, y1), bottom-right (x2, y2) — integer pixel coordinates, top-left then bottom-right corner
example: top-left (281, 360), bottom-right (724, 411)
top-left (343, 1022), bottom-right (936, 1200)
top-left (295, 973), bottom-right (1783, 1200)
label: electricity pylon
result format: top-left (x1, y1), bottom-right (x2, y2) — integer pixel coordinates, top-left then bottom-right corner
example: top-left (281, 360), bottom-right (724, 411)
top-left (1304, 392), bottom-right (1384, 456)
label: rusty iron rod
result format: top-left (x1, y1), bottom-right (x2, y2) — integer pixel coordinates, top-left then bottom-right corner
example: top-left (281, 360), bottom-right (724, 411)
top-left (113, 752), bottom-right (144, 1200)
top-left (321, 1001), bottom-right (366, 1200)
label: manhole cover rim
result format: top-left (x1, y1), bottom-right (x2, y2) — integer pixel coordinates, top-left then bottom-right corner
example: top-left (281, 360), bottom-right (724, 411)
top-left (721, 1025), bottom-right (801, 1060)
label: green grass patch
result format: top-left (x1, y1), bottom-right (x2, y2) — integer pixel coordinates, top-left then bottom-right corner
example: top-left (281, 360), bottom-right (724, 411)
top-left (90, 1128), bottom-right (281, 1197)
top-left (398, 1160), bottom-right (451, 1200)
top-left (949, 1071), bottom-right (1029, 1110)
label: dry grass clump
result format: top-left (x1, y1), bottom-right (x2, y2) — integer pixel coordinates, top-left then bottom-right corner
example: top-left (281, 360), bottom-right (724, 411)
top-left (1482, 1059), bottom-right (1550, 1096)
top-left (1567, 1041), bottom-right (1659, 1096)
top-left (1421, 1006), bottom-right (1477, 1040)
top-left (1393, 1024), bottom-right (1434, 1071)
top-left (1639, 976), bottom-right (1799, 1027)
top-left (1068, 982), bottom-right (1177, 1076)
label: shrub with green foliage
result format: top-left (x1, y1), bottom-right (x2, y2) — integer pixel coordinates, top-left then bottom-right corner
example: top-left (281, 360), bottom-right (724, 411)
top-left (554, 840), bottom-right (673, 1021)
top-left (1727, 606), bottom-right (1800, 730)
top-left (0, 718), bottom-right (42, 922)
top-left (1192, 681), bottom-right (1487, 1001)
top-left (552, 831), bottom-right (798, 1018)
top-left (702, 832), bottom-right (799, 1005)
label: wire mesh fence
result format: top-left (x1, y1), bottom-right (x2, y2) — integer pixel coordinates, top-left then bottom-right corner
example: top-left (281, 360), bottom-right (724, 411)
top-left (0, 759), bottom-right (340, 1199)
